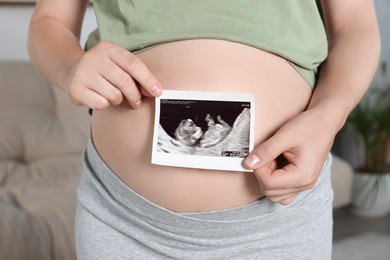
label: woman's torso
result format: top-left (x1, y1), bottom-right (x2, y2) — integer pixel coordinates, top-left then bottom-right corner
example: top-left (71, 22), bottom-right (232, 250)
top-left (91, 39), bottom-right (313, 212)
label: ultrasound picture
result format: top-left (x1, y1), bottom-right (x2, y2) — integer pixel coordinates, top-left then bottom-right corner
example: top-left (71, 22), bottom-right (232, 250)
top-left (157, 99), bottom-right (251, 158)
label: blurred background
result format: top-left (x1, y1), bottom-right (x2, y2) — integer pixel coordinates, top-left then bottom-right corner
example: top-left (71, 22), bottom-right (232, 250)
top-left (0, 1), bottom-right (389, 260)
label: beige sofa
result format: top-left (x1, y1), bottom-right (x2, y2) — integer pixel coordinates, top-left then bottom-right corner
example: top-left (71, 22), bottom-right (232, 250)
top-left (0, 61), bottom-right (90, 260)
top-left (0, 61), bottom-right (353, 260)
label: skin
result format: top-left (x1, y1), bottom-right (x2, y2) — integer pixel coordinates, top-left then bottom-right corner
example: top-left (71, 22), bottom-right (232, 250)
top-left (28, 0), bottom-right (380, 206)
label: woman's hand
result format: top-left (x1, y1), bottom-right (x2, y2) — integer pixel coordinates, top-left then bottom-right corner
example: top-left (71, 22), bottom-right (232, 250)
top-left (66, 41), bottom-right (163, 110)
top-left (244, 108), bottom-right (334, 206)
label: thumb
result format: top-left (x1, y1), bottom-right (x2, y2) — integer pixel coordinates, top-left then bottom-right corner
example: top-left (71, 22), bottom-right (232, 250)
top-left (244, 132), bottom-right (291, 170)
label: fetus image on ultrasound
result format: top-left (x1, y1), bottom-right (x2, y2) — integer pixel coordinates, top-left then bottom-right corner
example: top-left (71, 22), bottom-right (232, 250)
top-left (200, 114), bottom-right (232, 147)
top-left (157, 99), bottom-right (251, 158)
top-left (173, 119), bottom-right (205, 146)
top-left (174, 114), bottom-right (232, 147)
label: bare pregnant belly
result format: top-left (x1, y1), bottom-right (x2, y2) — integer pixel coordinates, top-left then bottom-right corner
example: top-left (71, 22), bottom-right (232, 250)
top-left (91, 39), bottom-right (312, 212)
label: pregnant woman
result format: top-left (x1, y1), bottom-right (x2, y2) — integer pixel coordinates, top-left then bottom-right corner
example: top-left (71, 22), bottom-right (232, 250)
top-left (28, 1), bottom-right (380, 259)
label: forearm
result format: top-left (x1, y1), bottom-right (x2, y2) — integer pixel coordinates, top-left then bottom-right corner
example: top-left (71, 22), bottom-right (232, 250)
top-left (307, 2), bottom-right (381, 137)
top-left (27, 1), bottom-right (88, 92)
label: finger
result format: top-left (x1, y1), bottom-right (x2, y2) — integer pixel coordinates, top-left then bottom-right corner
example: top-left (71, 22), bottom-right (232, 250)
top-left (111, 48), bottom-right (163, 98)
top-left (100, 64), bottom-right (142, 108)
top-left (72, 64), bottom-right (124, 107)
top-left (278, 194), bottom-right (298, 206)
top-left (97, 60), bottom-right (146, 106)
top-left (254, 168), bottom-right (302, 198)
top-left (68, 78), bottom-right (110, 109)
top-left (90, 76), bottom-right (124, 106)
top-left (261, 186), bottom-right (301, 198)
top-left (252, 159), bottom-right (277, 178)
top-left (244, 131), bottom-right (294, 170)
top-left (95, 57), bottom-right (142, 108)
top-left (74, 88), bottom-right (110, 110)
top-left (257, 163), bottom-right (316, 191)
top-left (252, 155), bottom-right (297, 189)
top-left (119, 77), bottom-right (143, 108)
top-left (268, 193), bottom-right (298, 206)
top-left (269, 160), bottom-right (278, 172)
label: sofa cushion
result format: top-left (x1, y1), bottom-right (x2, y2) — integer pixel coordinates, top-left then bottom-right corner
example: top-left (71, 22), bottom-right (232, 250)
top-left (0, 61), bottom-right (90, 186)
top-left (0, 61), bottom-right (90, 260)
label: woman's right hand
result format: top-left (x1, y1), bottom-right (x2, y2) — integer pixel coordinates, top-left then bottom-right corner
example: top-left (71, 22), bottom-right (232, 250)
top-left (66, 41), bottom-right (163, 110)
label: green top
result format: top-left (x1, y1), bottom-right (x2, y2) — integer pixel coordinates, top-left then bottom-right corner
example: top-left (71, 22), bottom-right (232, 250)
top-left (86, 0), bottom-right (328, 88)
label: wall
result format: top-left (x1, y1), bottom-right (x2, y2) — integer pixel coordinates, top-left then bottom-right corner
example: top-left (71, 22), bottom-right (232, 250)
top-left (334, 0), bottom-right (390, 168)
top-left (375, 0), bottom-right (390, 67)
top-left (0, 5), bottom-right (96, 60)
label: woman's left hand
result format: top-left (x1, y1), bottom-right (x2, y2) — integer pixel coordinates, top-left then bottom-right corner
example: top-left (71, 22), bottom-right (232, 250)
top-left (244, 109), bottom-right (335, 206)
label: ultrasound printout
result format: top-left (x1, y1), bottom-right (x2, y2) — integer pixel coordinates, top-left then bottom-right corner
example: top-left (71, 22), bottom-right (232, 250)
top-left (152, 90), bottom-right (255, 172)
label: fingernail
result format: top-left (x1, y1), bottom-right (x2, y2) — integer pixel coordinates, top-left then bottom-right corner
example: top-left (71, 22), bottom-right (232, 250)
top-left (151, 84), bottom-right (161, 96)
top-left (270, 161), bottom-right (277, 171)
top-left (245, 153), bottom-right (261, 167)
top-left (134, 100), bottom-right (142, 108)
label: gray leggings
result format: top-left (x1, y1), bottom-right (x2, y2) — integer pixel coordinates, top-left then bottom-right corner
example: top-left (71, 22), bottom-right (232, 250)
top-left (76, 139), bottom-right (333, 260)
